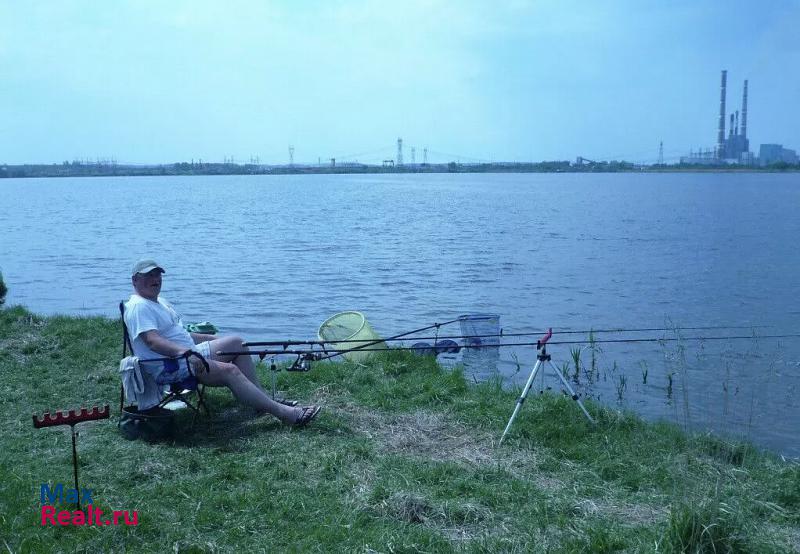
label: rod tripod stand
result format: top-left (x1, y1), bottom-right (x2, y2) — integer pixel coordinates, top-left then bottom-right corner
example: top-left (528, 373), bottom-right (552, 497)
top-left (500, 329), bottom-right (595, 445)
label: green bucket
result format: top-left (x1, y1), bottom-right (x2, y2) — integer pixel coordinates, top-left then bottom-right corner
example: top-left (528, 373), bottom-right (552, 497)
top-left (318, 311), bottom-right (387, 362)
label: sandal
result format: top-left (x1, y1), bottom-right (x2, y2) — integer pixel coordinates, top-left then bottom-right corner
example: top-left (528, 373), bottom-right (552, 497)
top-left (275, 398), bottom-right (299, 407)
top-left (294, 405), bottom-right (321, 427)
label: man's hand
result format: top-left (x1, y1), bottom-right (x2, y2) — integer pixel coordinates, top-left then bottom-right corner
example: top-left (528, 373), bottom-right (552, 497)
top-left (188, 354), bottom-right (210, 374)
top-left (140, 330), bottom-right (190, 358)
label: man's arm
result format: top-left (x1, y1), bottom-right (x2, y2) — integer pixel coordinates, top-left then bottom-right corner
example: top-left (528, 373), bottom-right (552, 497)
top-left (140, 330), bottom-right (191, 358)
top-left (190, 332), bottom-right (217, 344)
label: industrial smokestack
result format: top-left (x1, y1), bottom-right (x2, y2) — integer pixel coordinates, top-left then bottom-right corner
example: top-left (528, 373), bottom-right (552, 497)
top-left (729, 114), bottom-right (735, 139)
top-left (741, 80), bottom-right (748, 140)
top-left (397, 138), bottom-right (403, 166)
top-left (735, 110), bottom-right (739, 136)
top-left (717, 70), bottom-right (727, 157)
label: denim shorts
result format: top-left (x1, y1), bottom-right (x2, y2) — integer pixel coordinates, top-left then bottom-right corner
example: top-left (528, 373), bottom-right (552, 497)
top-left (154, 357), bottom-right (193, 385)
top-left (153, 342), bottom-right (212, 385)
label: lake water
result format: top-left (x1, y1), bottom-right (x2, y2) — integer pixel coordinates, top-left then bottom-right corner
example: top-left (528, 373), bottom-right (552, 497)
top-left (1, 173), bottom-right (798, 457)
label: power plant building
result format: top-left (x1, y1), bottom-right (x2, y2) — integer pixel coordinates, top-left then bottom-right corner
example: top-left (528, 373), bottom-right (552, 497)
top-left (759, 144), bottom-right (798, 165)
top-left (680, 70), bottom-right (752, 165)
top-left (716, 70), bottom-right (750, 162)
top-left (679, 70), bottom-right (799, 166)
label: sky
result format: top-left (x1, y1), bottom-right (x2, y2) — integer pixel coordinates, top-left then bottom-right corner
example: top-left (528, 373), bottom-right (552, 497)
top-left (1, 0), bottom-right (799, 165)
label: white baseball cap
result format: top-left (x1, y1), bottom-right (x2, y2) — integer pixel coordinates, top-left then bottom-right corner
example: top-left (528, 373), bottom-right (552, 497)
top-left (131, 259), bottom-right (165, 277)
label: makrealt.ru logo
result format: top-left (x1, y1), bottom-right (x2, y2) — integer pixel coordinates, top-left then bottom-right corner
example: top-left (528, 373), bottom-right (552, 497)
top-left (40, 483), bottom-right (138, 527)
top-left (41, 483), bottom-right (93, 505)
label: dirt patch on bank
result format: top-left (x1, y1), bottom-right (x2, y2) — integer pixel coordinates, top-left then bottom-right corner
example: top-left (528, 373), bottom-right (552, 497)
top-left (331, 400), bottom-right (562, 492)
top-left (317, 391), bottom-right (671, 536)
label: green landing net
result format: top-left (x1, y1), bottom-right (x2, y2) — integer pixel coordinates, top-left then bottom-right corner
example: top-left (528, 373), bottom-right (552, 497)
top-left (318, 311), bottom-right (387, 362)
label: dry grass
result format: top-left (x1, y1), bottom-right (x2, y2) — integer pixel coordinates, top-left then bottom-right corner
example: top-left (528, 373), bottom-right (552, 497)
top-left (327, 394), bottom-right (673, 539)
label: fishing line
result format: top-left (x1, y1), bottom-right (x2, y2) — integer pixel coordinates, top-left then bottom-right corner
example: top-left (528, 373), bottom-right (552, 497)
top-left (545, 333), bottom-right (800, 346)
top-left (244, 318), bottom-right (466, 349)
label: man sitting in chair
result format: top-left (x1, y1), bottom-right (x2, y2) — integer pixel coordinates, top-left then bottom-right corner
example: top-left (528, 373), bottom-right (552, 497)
top-left (124, 258), bottom-right (320, 427)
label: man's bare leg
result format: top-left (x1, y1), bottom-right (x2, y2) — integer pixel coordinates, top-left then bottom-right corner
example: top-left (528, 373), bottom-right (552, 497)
top-left (207, 336), bottom-right (266, 392)
top-left (195, 359), bottom-right (300, 423)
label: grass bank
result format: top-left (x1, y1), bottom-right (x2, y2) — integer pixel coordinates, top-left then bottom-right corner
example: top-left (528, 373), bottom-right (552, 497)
top-left (0, 306), bottom-right (798, 553)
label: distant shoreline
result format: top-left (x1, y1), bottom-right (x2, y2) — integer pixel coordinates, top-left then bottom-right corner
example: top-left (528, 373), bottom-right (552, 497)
top-left (2, 161), bottom-right (799, 179)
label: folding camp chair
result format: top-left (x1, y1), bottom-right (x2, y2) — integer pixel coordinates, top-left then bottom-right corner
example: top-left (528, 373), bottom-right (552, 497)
top-left (119, 301), bottom-right (211, 418)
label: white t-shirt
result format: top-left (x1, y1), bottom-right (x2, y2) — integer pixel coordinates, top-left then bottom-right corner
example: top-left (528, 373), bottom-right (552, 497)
top-left (123, 294), bottom-right (195, 361)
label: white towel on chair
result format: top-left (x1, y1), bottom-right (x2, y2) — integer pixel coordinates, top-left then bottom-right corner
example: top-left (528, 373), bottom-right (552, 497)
top-left (119, 356), bottom-right (162, 410)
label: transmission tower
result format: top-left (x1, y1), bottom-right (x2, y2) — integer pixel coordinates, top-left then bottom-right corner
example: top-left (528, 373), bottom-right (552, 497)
top-left (411, 147), bottom-right (415, 165)
top-left (658, 141), bottom-right (664, 165)
top-left (397, 138), bottom-right (403, 166)
top-left (423, 148), bottom-right (428, 164)
top-left (289, 145), bottom-right (295, 167)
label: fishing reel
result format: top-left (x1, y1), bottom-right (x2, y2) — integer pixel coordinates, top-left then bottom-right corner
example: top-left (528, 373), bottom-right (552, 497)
top-left (287, 352), bottom-right (321, 372)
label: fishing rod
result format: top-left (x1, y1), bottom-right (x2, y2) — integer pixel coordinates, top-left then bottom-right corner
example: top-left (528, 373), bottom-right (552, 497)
top-left (243, 324), bottom-right (774, 348)
top-left (497, 325), bottom-right (773, 336)
top-left (226, 318), bottom-right (466, 370)
top-left (218, 332), bottom-right (800, 365)
top-left (533, 333), bottom-right (800, 346)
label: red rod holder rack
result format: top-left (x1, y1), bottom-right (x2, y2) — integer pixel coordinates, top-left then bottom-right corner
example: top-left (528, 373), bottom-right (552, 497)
top-left (32, 404), bottom-right (110, 510)
top-left (33, 405), bottom-right (110, 428)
